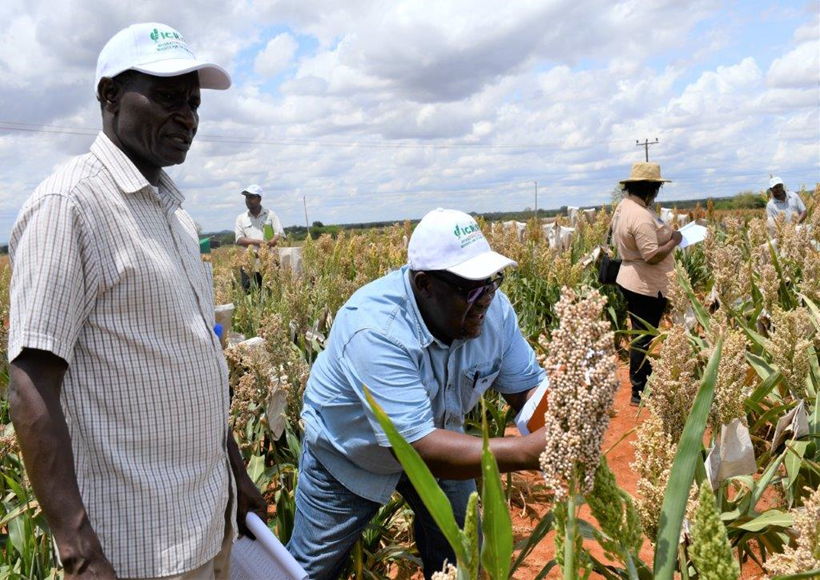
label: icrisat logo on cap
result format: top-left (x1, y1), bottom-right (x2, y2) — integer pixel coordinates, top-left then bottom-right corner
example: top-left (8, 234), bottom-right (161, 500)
top-left (150, 28), bottom-right (184, 42)
top-left (453, 222), bottom-right (482, 248)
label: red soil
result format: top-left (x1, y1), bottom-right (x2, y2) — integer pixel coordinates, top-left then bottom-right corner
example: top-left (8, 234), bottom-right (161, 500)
top-left (508, 363), bottom-right (768, 579)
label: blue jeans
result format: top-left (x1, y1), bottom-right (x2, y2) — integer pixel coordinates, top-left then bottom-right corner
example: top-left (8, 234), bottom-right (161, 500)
top-left (286, 444), bottom-right (475, 579)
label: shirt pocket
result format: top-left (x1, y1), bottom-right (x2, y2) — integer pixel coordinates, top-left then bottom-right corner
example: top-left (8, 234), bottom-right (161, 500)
top-left (460, 364), bottom-right (501, 414)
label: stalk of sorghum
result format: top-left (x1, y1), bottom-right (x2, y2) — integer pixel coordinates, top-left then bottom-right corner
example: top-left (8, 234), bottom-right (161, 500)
top-left (586, 457), bottom-right (643, 567)
top-left (539, 286), bottom-right (619, 500)
top-left (257, 311), bottom-right (311, 428)
top-left (690, 481), bottom-right (741, 580)
top-left (798, 245), bottom-right (820, 303)
top-left (632, 410), bottom-right (677, 540)
top-left (764, 486), bottom-right (820, 576)
top-left (664, 267), bottom-right (689, 322)
top-left (645, 324), bottom-right (700, 442)
top-left (758, 263), bottom-right (780, 312)
top-left (539, 286), bottom-right (618, 580)
top-left (709, 329), bottom-right (750, 431)
top-left (766, 307), bottom-right (814, 400)
top-left (748, 216), bottom-right (770, 249)
top-left (0, 423), bottom-right (19, 458)
top-left (225, 338), bottom-right (293, 446)
top-left (709, 241), bottom-right (749, 310)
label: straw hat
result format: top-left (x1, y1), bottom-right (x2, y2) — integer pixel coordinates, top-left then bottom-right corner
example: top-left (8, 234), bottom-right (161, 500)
top-left (619, 162), bottom-right (671, 184)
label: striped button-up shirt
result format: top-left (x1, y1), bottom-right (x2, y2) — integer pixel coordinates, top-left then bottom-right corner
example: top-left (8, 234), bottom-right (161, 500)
top-left (8, 133), bottom-right (235, 577)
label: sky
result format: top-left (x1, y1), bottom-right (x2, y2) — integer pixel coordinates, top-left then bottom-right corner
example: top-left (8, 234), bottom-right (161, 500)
top-left (0, 0), bottom-right (818, 237)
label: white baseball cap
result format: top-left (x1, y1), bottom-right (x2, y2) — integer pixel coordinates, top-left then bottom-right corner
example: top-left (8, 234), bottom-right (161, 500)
top-left (769, 176), bottom-right (784, 189)
top-left (96, 23), bottom-right (231, 94)
top-left (241, 184), bottom-right (263, 197)
top-left (408, 208), bottom-right (516, 280)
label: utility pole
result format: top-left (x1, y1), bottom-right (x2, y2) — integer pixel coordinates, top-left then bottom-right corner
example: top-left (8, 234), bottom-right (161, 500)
top-left (636, 137), bottom-right (659, 161)
top-left (303, 195), bottom-right (309, 229)
top-left (534, 181), bottom-right (538, 219)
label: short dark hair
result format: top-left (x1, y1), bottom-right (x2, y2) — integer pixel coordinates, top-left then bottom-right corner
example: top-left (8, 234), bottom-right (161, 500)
top-left (622, 180), bottom-right (662, 201)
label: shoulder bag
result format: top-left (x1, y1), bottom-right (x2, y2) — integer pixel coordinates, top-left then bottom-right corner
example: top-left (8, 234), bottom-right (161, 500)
top-left (597, 220), bottom-right (621, 285)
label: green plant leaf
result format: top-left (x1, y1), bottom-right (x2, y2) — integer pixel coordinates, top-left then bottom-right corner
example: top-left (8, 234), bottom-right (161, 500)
top-left (653, 337), bottom-right (723, 580)
top-left (511, 512), bottom-right (554, 572)
top-left (364, 386), bottom-right (469, 565)
top-left (479, 398), bottom-right (513, 579)
top-left (783, 440), bottom-right (810, 491)
top-left (732, 509), bottom-right (793, 532)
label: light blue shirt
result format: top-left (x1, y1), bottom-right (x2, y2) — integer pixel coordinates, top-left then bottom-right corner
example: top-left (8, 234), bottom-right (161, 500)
top-left (301, 266), bottom-right (546, 503)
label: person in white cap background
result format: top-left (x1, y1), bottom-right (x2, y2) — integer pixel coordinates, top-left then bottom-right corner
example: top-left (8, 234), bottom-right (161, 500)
top-left (287, 208), bottom-right (549, 579)
top-left (766, 176), bottom-right (807, 225)
top-left (235, 183), bottom-right (285, 291)
top-left (7, 22), bottom-right (265, 579)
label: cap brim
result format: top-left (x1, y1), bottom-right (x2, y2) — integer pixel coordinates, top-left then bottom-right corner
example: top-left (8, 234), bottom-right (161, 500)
top-left (132, 58), bottom-right (231, 90)
top-left (445, 251), bottom-right (517, 280)
top-left (619, 178), bottom-right (672, 184)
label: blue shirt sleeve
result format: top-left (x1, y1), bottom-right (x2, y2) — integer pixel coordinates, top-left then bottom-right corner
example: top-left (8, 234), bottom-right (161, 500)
top-left (339, 329), bottom-right (436, 447)
top-left (494, 294), bottom-right (546, 394)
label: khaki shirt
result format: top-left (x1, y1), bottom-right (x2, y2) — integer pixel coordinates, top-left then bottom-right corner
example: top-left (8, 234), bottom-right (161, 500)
top-left (8, 133), bottom-right (235, 577)
top-left (612, 196), bottom-right (675, 297)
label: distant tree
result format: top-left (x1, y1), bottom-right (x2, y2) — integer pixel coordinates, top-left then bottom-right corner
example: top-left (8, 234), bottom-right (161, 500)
top-left (312, 220), bottom-right (324, 228)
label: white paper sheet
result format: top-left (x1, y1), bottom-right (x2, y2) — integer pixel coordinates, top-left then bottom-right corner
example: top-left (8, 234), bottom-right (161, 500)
top-left (514, 377), bottom-right (550, 435)
top-left (230, 513), bottom-right (308, 580)
top-left (677, 221), bottom-right (708, 249)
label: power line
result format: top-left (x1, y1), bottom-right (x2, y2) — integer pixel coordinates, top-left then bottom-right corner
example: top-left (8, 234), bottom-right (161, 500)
top-left (0, 120), bottom-right (641, 151)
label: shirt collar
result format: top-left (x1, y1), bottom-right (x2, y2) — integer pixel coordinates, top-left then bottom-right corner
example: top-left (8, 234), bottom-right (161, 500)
top-left (246, 207), bottom-right (267, 219)
top-left (90, 132), bottom-right (184, 210)
top-left (626, 194), bottom-right (648, 208)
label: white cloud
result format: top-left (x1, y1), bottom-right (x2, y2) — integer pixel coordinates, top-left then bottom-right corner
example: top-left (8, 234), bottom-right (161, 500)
top-left (0, 0), bottom-right (818, 237)
top-left (253, 33), bottom-right (298, 78)
top-left (766, 40), bottom-right (820, 88)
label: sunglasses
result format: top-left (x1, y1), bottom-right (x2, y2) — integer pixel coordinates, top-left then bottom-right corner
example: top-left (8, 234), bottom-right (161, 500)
top-left (426, 271), bottom-right (505, 304)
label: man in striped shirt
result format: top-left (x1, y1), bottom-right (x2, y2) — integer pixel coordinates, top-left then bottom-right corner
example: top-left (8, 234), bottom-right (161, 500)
top-left (7, 23), bottom-right (265, 579)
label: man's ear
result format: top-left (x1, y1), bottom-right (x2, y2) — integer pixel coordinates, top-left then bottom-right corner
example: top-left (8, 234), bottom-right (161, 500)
top-left (97, 77), bottom-right (121, 113)
top-left (411, 271), bottom-right (433, 296)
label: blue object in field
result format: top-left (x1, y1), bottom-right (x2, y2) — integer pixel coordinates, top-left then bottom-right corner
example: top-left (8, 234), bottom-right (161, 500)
top-left (214, 323), bottom-right (223, 340)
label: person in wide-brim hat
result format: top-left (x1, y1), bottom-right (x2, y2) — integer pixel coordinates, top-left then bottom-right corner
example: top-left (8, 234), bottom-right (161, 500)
top-left (610, 161), bottom-right (681, 406)
top-left (619, 161), bottom-right (671, 184)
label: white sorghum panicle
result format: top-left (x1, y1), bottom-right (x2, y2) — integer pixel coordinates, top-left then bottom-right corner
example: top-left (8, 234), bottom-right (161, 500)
top-left (645, 324), bottom-right (699, 441)
top-left (690, 481), bottom-right (741, 580)
top-left (665, 266), bottom-right (689, 320)
top-left (632, 411), bottom-right (677, 540)
top-left (710, 329), bottom-right (750, 430)
top-left (766, 307), bottom-right (814, 400)
top-left (430, 563), bottom-right (458, 580)
top-left (758, 264), bottom-right (780, 312)
top-left (539, 286), bottom-right (619, 500)
top-left (764, 486), bottom-right (820, 576)
top-left (709, 242), bottom-right (749, 310)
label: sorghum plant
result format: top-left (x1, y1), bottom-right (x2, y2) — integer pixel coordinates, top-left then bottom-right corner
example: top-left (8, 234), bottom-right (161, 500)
top-left (764, 485), bottom-right (820, 577)
top-left (690, 481), bottom-right (740, 580)
top-left (538, 286), bottom-right (619, 578)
